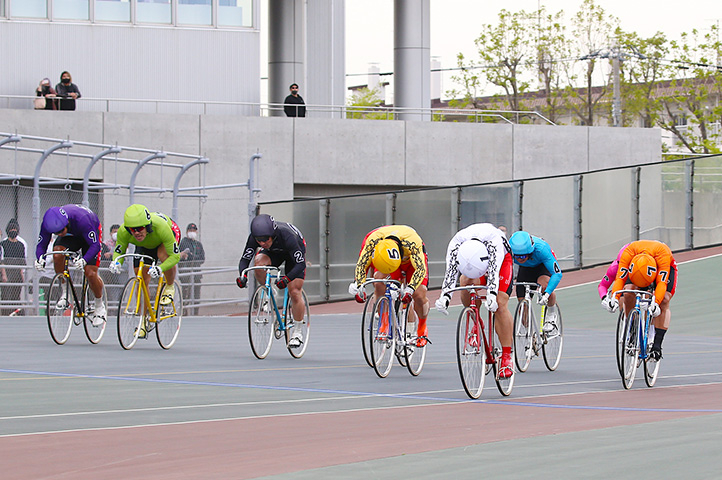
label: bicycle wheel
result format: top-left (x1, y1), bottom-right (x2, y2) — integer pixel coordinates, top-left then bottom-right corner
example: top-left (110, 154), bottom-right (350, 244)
top-left (82, 281), bottom-right (107, 344)
top-left (369, 295), bottom-right (395, 378)
top-left (156, 281), bottom-right (183, 349)
top-left (360, 294), bottom-right (375, 367)
top-left (47, 273), bottom-right (75, 345)
top-left (615, 309), bottom-right (626, 376)
top-left (248, 286), bottom-right (275, 359)
top-left (644, 325), bottom-right (661, 387)
top-left (395, 300), bottom-right (409, 368)
top-left (621, 310), bottom-right (640, 389)
top-left (493, 318), bottom-right (514, 397)
top-left (285, 290), bottom-right (310, 359)
top-left (513, 300), bottom-right (533, 372)
top-left (117, 277), bottom-right (145, 350)
top-left (542, 303), bottom-right (564, 371)
top-left (404, 301), bottom-right (426, 376)
top-left (456, 306), bottom-right (485, 399)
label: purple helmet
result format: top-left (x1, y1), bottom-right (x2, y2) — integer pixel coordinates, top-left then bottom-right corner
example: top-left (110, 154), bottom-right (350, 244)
top-left (42, 206), bottom-right (69, 234)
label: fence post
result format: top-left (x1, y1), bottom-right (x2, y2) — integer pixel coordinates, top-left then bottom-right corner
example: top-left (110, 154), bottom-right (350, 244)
top-left (574, 175), bottom-right (583, 268)
top-left (319, 199), bottom-right (330, 301)
top-left (385, 193), bottom-right (396, 225)
top-left (685, 159), bottom-right (694, 249)
top-left (247, 153), bottom-right (262, 226)
top-left (513, 181), bottom-right (524, 232)
top-left (83, 146), bottom-right (122, 208)
top-left (632, 167), bottom-right (641, 241)
top-left (452, 187), bottom-right (461, 235)
top-left (129, 152), bottom-right (166, 204)
top-left (172, 157), bottom-right (209, 221)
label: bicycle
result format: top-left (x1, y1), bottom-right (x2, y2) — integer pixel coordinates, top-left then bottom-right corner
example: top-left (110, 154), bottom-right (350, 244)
top-left (363, 279), bottom-right (425, 377)
top-left (116, 253), bottom-right (183, 350)
top-left (614, 289), bottom-right (661, 389)
top-left (450, 284), bottom-right (514, 398)
top-left (42, 251), bottom-right (107, 345)
top-left (244, 266), bottom-right (310, 359)
top-left (512, 282), bottom-right (564, 372)
top-left (615, 309), bottom-right (626, 376)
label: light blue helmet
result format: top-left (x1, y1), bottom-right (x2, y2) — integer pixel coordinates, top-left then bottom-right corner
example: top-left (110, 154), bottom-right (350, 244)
top-left (509, 231), bottom-right (534, 256)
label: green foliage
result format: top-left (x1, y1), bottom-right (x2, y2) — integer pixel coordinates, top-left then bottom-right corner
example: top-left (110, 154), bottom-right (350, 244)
top-left (346, 87), bottom-right (389, 120)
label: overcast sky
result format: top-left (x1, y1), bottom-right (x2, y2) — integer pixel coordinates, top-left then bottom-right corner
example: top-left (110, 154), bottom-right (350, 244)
top-left (345, 0), bottom-right (722, 98)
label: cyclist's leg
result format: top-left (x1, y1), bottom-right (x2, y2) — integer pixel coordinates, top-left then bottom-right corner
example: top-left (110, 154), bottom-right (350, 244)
top-left (372, 269), bottom-right (386, 300)
top-left (51, 245), bottom-right (67, 273)
top-left (495, 254), bottom-right (515, 376)
top-left (459, 274), bottom-right (475, 307)
top-left (287, 277), bottom-right (305, 322)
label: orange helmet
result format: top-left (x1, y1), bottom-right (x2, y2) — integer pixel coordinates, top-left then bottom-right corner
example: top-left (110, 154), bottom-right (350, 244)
top-left (372, 238), bottom-right (402, 274)
top-left (629, 253), bottom-right (657, 288)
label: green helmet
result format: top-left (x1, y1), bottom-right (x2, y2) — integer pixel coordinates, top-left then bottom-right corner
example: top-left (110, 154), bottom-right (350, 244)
top-left (124, 204), bottom-right (152, 228)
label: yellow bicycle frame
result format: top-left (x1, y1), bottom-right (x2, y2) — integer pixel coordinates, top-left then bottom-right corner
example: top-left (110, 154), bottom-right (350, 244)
top-left (122, 258), bottom-right (178, 323)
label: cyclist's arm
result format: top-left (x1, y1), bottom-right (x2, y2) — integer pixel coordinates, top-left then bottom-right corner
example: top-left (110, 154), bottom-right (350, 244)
top-left (353, 239), bottom-right (375, 285)
top-left (158, 232), bottom-right (180, 272)
top-left (653, 254), bottom-right (673, 305)
top-left (284, 238), bottom-right (307, 281)
top-left (541, 251), bottom-right (563, 294)
top-left (405, 238), bottom-right (427, 291)
top-left (80, 226), bottom-right (102, 265)
top-left (598, 259), bottom-right (619, 299)
top-left (112, 229), bottom-right (131, 264)
top-left (440, 239), bottom-right (462, 298)
top-left (238, 236), bottom-right (258, 276)
top-left (610, 249), bottom-right (634, 294)
top-left (34, 226), bottom-right (52, 260)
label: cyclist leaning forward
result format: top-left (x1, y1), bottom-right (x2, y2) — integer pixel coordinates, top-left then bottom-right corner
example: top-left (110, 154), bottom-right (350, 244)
top-left (435, 223), bottom-right (515, 378)
top-left (110, 204), bottom-right (181, 312)
top-left (236, 214), bottom-right (307, 348)
top-left (606, 240), bottom-right (677, 361)
top-left (348, 225), bottom-right (431, 347)
top-left (34, 204), bottom-right (107, 326)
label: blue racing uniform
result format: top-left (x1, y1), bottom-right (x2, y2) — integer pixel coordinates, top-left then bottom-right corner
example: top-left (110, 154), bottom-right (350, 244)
top-left (513, 235), bottom-right (563, 295)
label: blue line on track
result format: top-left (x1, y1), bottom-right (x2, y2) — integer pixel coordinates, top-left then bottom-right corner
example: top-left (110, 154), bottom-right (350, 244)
top-left (3, 368), bottom-right (722, 414)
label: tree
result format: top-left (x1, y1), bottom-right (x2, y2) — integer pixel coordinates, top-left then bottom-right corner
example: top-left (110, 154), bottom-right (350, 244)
top-left (346, 87), bottom-right (389, 120)
top-left (533, 6), bottom-right (568, 123)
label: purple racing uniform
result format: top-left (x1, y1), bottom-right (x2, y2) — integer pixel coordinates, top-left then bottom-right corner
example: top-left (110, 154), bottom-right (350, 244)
top-left (36, 204), bottom-right (102, 265)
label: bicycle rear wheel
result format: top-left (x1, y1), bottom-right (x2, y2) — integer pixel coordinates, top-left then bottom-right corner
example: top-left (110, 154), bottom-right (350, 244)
top-left (493, 317), bottom-right (514, 396)
top-left (456, 307), bottom-right (485, 399)
top-left (369, 295), bottom-right (395, 378)
top-left (615, 310), bottom-right (626, 376)
top-left (542, 303), bottom-right (564, 371)
top-left (156, 281), bottom-right (183, 349)
top-left (248, 286), bottom-right (274, 359)
top-left (285, 290), bottom-right (310, 359)
top-left (403, 301), bottom-right (426, 376)
top-left (82, 281), bottom-right (107, 344)
top-left (47, 273), bottom-right (74, 345)
top-left (621, 310), bottom-right (640, 389)
top-left (117, 277), bottom-right (145, 350)
top-left (513, 300), bottom-right (533, 372)
top-left (360, 295), bottom-right (375, 367)
top-left (644, 326), bottom-right (661, 387)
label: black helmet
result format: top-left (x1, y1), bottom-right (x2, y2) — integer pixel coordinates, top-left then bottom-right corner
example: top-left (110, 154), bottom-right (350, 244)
top-left (250, 214), bottom-right (277, 239)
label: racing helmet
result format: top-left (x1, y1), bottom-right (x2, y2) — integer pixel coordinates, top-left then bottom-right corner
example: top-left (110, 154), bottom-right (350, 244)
top-left (457, 240), bottom-right (490, 279)
top-left (509, 230), bottom-right (534, 256)
top-left (42, 206), bottom-right (69, 234)
top-left (124, 204), bottom-right (152, 229)
top-left (372, 238), bottom-right (402, 274)
top-left (250, 214), bottom-right (277, 239)
top-left (629, 253), bottom-right (657, 288)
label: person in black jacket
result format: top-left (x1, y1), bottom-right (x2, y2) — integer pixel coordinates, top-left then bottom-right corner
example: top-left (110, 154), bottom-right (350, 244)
top-left (283, 83), bottom-right (306, 117)
top-left (55, 71), bottom-right (81, 111)
top-left (179, 222), bottom-right (206, 315)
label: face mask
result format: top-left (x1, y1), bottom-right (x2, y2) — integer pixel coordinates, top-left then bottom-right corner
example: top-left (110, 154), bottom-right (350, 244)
top-left (187, 231), bottom-right (197, 240)
top-left (61, 78), bottom-right (71, 84)
top-left (7, 230), bottom-right (18, 239)
top-left (111, 232), bottom-right (117, 241)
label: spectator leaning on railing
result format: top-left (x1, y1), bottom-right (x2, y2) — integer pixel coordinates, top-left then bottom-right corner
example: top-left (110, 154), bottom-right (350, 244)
top-left (55, 71), bottom-right (81, 111)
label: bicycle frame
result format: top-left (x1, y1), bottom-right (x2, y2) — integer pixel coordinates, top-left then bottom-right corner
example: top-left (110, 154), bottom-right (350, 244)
top-left (615, 289), bottom-right (653, 362)
top-left (516, 282), bottom-right (546, 338)
top-left (457, 286), bottom-right (494, 365)
top-left (42, 251), bottom-right (87, 318)
top-left (116, 253), bottom-right (175, 322)
top-left (243, 266), bottom-right (292, 332)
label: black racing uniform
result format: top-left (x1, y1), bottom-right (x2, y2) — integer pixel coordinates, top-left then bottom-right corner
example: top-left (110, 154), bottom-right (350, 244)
top-left (238, 222), bottom-right (307, 280)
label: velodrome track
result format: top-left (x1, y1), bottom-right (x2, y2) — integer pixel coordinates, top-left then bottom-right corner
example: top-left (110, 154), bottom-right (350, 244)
top-left (2, 248), bottom-right (722, 479)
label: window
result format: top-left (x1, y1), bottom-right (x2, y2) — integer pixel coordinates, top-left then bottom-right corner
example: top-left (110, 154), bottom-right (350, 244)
top-left (178, 0), bottom-right (211, 26)
top-left (95, 0), bottom-right (130, 22)
top-left (219, 0), bottom-right (248, 27)
top-left (53, 0), bottom-right (89, 20)
top-left (137, 0), bottom-right (171, 24)
top-left (10, 0), bottom-right (47, 18)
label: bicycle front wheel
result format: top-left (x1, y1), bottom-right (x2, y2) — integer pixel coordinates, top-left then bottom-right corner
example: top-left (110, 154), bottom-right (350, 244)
top-left (513, 300), bottom-right (533, 372)
top-left (456, 306), bottom-right (485, 399)
top-left (285, 290), bottom-right (310, 359)
top-left (542, 303), bottom-right (564, 371)
top-left (644, 326), bottom-right (661, 387)
top-left (47, 273), bottom-right (74, 345)
top-left (117, 277), bottom-right (145, 350)
top-left (248, 286), bottom-right (275, 359)
top-left (369, 295), bottom-right (395, 378)
top-left (493, 317), bottom-right (514, 397)
top-left (360, 294), bottom-right (375, 367)
top-left (403, 301), bottom-right (426, 376)
top-left (621, 310), bottom-right (640, 389)
top-left (615, 310), bottom-right (626, 376)
top-left (82, 281), bottom-right (107, 344)
top-left (156, 281), bottom-right (183, 349)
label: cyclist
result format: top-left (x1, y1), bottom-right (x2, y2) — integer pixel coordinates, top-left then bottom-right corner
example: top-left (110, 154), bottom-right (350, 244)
top-left (34, 205), bottom-right (106, 326)
top-left (236, 214), bottom-right (307, 348)
top-left (435, 223), bottom-right (515, 378)
top-left (508, 230), bottom-right (563, 331)
top-left (348, 225), bottom-right (431, 347)
top-left (598, 243), bottom-right (629, 309)
top-left (110, 204), bottom-right (181, 315)
top-left (606, 240), bottom-right (677, 360)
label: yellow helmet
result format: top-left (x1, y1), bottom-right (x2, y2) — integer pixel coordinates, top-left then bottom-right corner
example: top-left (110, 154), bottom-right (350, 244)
top-left (372, 238), bottom-right (402, 274)
top-left (629, 253), bottom-right (657, 288)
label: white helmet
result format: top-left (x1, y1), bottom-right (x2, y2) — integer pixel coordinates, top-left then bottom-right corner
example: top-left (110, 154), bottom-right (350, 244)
top-left (457, 240), bottom-right (490, 279)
